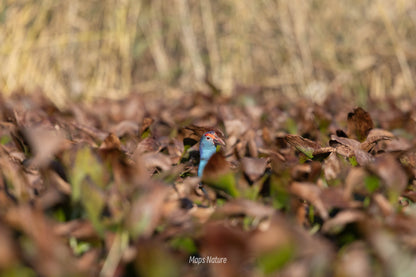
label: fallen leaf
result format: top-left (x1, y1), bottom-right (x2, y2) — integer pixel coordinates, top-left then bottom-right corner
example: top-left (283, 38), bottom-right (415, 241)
top-left (242, 157), bottom-right (268, 182)
top-left (322, 210), bottom-right (365, 233)
top-left (290, 182), bottom-right (328, 220)
top-left (347, 107), bottom-right (374, 141)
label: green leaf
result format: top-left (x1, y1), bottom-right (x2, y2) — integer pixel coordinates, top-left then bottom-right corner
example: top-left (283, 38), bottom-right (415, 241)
top-left (309, 205), bottom-right (315, 223)
top-left (71, 147), bottom-right (106, 202)
top-left (257, 243), bottom-right (295, 274)
top-left (348, 156), bottom-right (358, 167)
top-left (69, 237), bottom-right (91, 256)
top-left (205, 172), bottom-right (239, 198)
top-left (170, 237), bottom-right (198, 254)
top-left (297, 146), bottom-right (314, 159)
top-left (81, 179), bottom-right (106, 235)
top-left (364, 175), bottom-right (380, 193)
top-left (270, 175), bottom-right (291, 210)
top-left (135, 246), bottom-right (180, 277)
top-left (0, 135), bottom-right (11, 145)
top-left (52, 208), bottom-right (66, 222)
top-left (131, 211), bottom-right (152, 237)
top-left (141, 128), bottom-right (151, 139)
top-left (285, 118), bottom-right (298, 135)
top-left (0, 266), bottom-right (36, 277)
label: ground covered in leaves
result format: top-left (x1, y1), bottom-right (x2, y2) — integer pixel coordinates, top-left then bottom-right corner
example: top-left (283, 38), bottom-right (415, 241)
top-left (0, 90), bottom-right (416, 277)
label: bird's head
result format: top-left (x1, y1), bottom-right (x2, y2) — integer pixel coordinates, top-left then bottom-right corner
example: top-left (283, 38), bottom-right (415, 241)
top-left (199, 131), bottom-right (225, 159)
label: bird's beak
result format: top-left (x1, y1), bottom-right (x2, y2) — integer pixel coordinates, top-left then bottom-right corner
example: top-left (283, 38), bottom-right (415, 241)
top-left (214, 136), bottom-right (225, 146)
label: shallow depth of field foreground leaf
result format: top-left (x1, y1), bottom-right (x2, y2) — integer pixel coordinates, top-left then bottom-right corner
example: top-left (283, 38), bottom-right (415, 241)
top-left (0, 91), bottom-right (416, 277)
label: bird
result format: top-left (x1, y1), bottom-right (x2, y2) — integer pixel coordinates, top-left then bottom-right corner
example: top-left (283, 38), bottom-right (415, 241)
top-left (198, 131), bottom-right (225, 177)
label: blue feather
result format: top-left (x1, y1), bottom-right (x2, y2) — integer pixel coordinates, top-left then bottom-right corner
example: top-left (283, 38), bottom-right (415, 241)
top-left (198, 131), bottom-right (220, 177)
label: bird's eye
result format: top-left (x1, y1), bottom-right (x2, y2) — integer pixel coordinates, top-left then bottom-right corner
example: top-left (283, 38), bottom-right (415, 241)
top-left (206, 136), bottom-right (211, 140)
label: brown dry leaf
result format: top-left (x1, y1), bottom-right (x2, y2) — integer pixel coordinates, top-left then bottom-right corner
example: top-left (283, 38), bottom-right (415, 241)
top-left (54, 220), bottom-right (99, 240)
top-left (4, 206), bottom-right (81, 276)
top-left (134, 137), bottom-right (160, 154)
top-left (330, 135), bottom-right (361, 150)
top-left (189, 206), bottom-right (216, 223)
top-left (76, 249), bottom-right (100, 275)
top-left (183, 124), bottom-right (225, 143)
top-left (241, 157), bottom-right (268, 182)
top-left (127, 184), bottom-right (169, 238)
top-left (216, 199), bottom-right (274, 219)
top-left (354, 148), bottom-right (375, 166)
top-left (373, 193), bottom-right (393, 216)
top-left (141, 152), bottom-right (172, 172)
top-left (347, 107), bottom-right (374, 141)
top-left (379, 137), bottom-right (412, 153)
top-left (247, 129), bottom-right (258, 157)
top-left (345, 167), bottom-right (368, 197)
top-left (109, 120), bottom-right (139, 137)
top-left (330, 135), bottom-right (374, 165)
top-left (297, 161), bottom-right (322, 182)
top-left (366, 128), bottom-right (395, 139)
top-left (167, 138), bottom-right (184, 164)
top-left (0, 149), bottom-right (32, 201)
top-left (323, 152), bottom-right (342, 181)
top-left (369, 154), bottom-right (408, 197)
top-left (25, 127), bottom-right (66, 168)
top-left (361, 130), bottom-right (394, 152)
top-left (285, 135), bottom-right (320, 158)
top-left (290, 182), bottom-right (328, 220)
top-left (321, 187), bottom-right (356, 209)
top-left (400, 149), bottom-right (416, 178)
top-left (224, 119), bottom-right (247, 138)
top-left (71, 122), bottom-right (109, 141)
top-left (249, 215), bottom-right (293, 254)
top-left (321, 210), bottom-right (366, 233)
top-left (334, 242), bottom-right (372, 277)
top-left (99, 133), bottom-right (121, 150)
top-left (0, 224), bottom-right (18, 269)
top-left (312, 146), bottom-right (334, 160)
top-left (139, 117), bottom-right (154, 135)
top-left (200, 222), bottom-right (250, 277)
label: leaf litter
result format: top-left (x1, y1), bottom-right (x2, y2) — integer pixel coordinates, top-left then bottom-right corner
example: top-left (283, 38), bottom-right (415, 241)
top-left (0, 91), bottom-right (415, 276)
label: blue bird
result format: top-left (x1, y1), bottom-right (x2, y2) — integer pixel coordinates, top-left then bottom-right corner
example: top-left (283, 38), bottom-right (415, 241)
top-left (198, 131), bottom-right (225, 177)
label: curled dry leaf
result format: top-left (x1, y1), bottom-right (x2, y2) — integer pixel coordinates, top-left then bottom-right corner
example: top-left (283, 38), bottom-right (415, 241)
top-left (200, 222), bottom-right (250, 277)
top-left (347, 107), bottom-right (374, 141)
top-left (141, 152), bottom-right (172, 172)
top-left (361, 132), bottom-right (393, 152)
top-left (216, 199), bottom-right (274, 219)
top-left (241, 157), bottom-right (268, 182)
top-left (323, 152), bottom-right (342, 181)
top-left (369, 154), bottom-right (408, 197)
top-left (321, 210), bottom-right (366, 233)
top-left (330, 135), bottom-right (374, 165)
top-left (373, 193), bottom-right (394, 216)
top-left (127, 184), bottom-right (169, 238)
top-left (334, 242), bottom-right (372, 277)
top-left (109, 120), bottom-right (138, 137)
top-left (54, 220), bottom-right (98, 240)
top-left (0, 224), bottom-right (18, 269)
top-left (99, 133), bottom-right (121, 150)
top-left (290, 182), bottom-right (328, 220)
top-left (25, 127), bottom-right (66, 168)
top-left (285, 135), bottom-right (320, 158)
top-left (183, 124), bottom-right (225, 143)
top-left (224, 119), bottom-right (247, 138)
top-left (134, 137), bottom-right (160, 154)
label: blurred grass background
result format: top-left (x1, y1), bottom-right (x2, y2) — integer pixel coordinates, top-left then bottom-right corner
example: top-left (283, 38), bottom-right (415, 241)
top-left (0, 0), bottom-right (415, 106)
